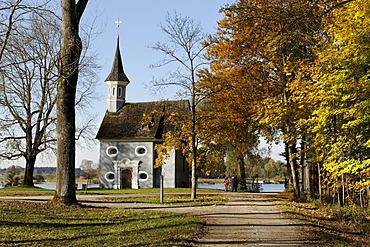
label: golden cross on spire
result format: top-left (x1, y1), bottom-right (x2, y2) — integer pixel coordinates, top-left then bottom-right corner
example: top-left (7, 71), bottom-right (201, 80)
top-left (115, 18), bottom-right (122, 28)
top-left (115, 18), bottom-right (122, 36)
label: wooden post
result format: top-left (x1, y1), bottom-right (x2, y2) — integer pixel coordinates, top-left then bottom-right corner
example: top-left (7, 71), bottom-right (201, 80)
top-left (160, 175), bottom-right (164, 204)
top-left (84, 179), bottom-right (89, 194)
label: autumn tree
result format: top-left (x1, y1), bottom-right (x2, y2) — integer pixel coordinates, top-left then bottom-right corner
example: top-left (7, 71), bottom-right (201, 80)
top-left (307, 0), bottom-right (370, 206)
top-left (149, 12), bottom-right (208, 200)
top-left (53, 0), bottom-right (89, 205)
top-left (200, 0), bottom-right (336, 199)
top-left (198, 69), bottom-right (261, 187)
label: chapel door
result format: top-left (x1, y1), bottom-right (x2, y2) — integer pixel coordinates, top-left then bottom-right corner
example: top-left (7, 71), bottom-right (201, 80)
top-left (121, 169), bottom-right (132, 189)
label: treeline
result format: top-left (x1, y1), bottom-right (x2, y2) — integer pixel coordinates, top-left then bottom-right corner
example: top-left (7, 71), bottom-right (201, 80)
top-left (0, 167), bottom-right (84, 176)
top-left (0, 166), bottom-right (90, 185)
top-left (201, 155), bottom-right (287, 183)
top-left (194, 0), bottom-right (370, 207)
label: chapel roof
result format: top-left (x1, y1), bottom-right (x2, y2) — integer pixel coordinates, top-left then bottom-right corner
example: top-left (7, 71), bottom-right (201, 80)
top-left (96, 100), bottom-right (189, 140)
top-left (105, 36), bottom-right (130, 82)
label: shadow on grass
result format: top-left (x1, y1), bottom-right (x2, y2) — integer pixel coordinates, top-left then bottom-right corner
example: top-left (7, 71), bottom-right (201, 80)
top-left (0, 209), bottom-right (200, 246)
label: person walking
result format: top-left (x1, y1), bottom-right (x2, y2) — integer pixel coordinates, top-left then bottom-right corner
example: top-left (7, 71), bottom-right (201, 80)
top-left (231, 175), bottom-right (238, 192)
top-left (223, 177), bottom-right (229, 191)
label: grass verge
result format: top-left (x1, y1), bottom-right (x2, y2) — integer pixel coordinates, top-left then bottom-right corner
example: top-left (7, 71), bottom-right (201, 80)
top-left (277, 195), bottom-right (370, 246)
top-left (0, 186), bottom-right (55, 196)
top-left (100, 194), bottom-right (226, 206)
top-left (0, 186), bottom-right (218, 196)
top-left (0, 201), bottom-right (203, 246)
top-left (0, 187), bottom-right (226, 207)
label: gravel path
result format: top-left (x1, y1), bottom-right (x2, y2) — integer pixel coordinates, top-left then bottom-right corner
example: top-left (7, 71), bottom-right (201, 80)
top-left (189, 193), bottom-right (321, 246)
top-left (0, 193), bottom-right (323, 246)
top-left (81, 193), bottom-right (322, 246)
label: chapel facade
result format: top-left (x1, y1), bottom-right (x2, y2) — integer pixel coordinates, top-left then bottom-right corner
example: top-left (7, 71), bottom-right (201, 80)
top-left (96, 37), bottom-right (190, 189)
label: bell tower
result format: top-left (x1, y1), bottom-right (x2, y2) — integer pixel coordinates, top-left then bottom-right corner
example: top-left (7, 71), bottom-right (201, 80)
top-left (105, 19), bottom-right (130, 112)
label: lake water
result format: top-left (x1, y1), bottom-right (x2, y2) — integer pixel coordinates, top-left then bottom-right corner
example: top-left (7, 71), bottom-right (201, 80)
top-left (29, 183), bottom-right (284, 192)
top-left (35, 183), bottom-right (100, 190)
top-left (198, 183), bottom-right (285, 192)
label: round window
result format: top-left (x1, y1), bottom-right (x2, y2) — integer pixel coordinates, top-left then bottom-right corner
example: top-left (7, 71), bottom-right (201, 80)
top-left (105, 172), bottom-right (115, 182)
top-left (139, 172), bottom-right (148, 181)
top-left (135, 146), bottom-right (147, 156)
top-left (106, 146), bottom-right (118, 157)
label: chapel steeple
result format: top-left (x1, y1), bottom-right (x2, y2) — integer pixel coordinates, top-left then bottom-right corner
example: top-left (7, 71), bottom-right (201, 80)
top-left (105, 36), bottom-right (130, 112)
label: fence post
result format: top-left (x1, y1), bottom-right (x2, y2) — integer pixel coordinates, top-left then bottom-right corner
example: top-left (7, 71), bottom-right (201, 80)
top-left (160, 175), bottom-right (164, 204)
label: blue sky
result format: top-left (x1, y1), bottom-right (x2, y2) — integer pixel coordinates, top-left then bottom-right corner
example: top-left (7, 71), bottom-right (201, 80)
top-left (86, 0), bottom-right (231, 102)
top-left (2, 0), bottom-right (284, 168)
top-left (77, 0), bottom-right (236, 167)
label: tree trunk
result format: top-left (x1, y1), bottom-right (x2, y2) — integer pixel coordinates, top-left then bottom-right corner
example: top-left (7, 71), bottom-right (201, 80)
top-left (300, 136), bottom-right (310, 197)
top-left (318, 162), bottom-right (322, 200)
top-left (52, 0), bottom-right (88, 205)
top-left (288, 144), bottom-right (300, 199)
top-left (340, 174), bottom-right (345, 206)
top-left (191, 159), bottom-right (197, 200)
top-left (23, 155), bottom-right (36, 186)
top-left (238, 154), bottom-right (246, 181)
top-left (190, 97), bottom-right (197, 200)
top-left (190, 63), bottom-right (197, 200)
top-left (237, 154), bottom-right (246, 190)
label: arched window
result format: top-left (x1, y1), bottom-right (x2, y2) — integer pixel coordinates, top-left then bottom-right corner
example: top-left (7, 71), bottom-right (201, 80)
top-left (139, 171), bottom-right (149, 181)
top-left (135, 146), bottom-right (147, 156)
top-left (105, 172), bottom-right (115, 182)
top-left (112, 87), bottom-right (116, 96)
top-left (106, 146), bottom-right (118, 157)
top-left (118, 87), bottom-right (122, 97)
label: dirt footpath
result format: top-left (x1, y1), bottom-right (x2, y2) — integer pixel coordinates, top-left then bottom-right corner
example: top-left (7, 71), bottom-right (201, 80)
top-left (83, 193), bottom-right (323, 246)
top-left (187, 193), bottom-right (322, 246)
top-left (0, 193), bottom-right (323, 246)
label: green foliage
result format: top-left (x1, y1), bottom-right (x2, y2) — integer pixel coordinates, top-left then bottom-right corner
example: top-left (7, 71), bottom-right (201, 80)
top-left (33, 174), bottom-right (45, 183)
top-left (4, 165), bottom-right (24, 184)
top-left (244, 154), bottom-right (287, 181)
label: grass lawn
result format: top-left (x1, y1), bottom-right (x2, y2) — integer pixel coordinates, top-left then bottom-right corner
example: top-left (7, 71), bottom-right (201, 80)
top-left (0, 201), bottom-right (203, 246)
top-left (0, 186), bottom-right (226, 205)
top-left (0, 186), bottom-right (218, 196)
top-left (0, 187), bottom-right (226, 246)
top-left (0, 186), bottom-right (55, 196)
top-left (99, 194), bottom-right (226, 206)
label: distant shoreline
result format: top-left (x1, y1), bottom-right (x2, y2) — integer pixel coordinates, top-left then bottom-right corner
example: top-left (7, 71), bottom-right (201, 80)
top-left (198, 178), bottom-right (285, 184)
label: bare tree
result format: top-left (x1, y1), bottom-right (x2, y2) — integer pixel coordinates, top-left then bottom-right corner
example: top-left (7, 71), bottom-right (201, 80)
top-left (0, 0), bottom-right (23, 62)
top-left (0, 5), bottom-right (98, 187)
top-left (150, 12), bottom-right (208, 200)
top-left (0, 1), bottom-right (55, 63)
top-left (0, 13), bottom-right (59, 186)
top-left (53, 0), bottom-right (88, 205)
top-left (79, 159), bottom-right (98, 192)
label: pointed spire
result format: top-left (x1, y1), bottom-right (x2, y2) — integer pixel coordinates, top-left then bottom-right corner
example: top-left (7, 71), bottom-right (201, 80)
top-left (105, 36), bottom-right (130, 83)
